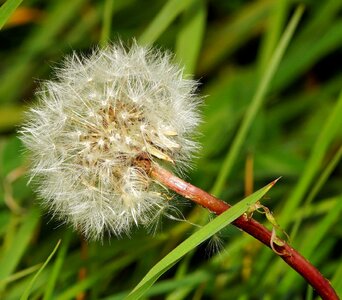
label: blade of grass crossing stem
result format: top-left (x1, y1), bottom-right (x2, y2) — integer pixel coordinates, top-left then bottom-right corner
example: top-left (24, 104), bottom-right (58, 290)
top-left (279, 194), bottom-right (342, 294)
top-left (0, 208), bottom-right (40, 293)
top-left (211, 5), bottom-right (304, 197)
top-left (43, 231), bottom-right (72, 300)
top-left (100, 0), bottom-right (114, 47)
top-left (175, 0), bottom-right (206, 75)
top-left (0, 0), bottom-right (23, 29)
top-left (20, 240), bottom-right (61, 300)
top-left (279, 90), bottom-right (342, 229)
top-left (138, 0), bottom-right (195, 45)
top-left (126, 180), bottom-right (277, 300)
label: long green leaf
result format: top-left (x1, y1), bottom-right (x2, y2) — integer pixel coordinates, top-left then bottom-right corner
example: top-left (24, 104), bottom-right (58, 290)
top-left (126, 180), bottom-right (277, 300)
top-left (251, 92), bottom-right (342, 293)
top-left (139, 0), bottom-right (195, 45)
top-left (332, 256), bottom-right (342, 296)
top-left (0, 0), bottom-right (86, 104)
top-left (0, 264), bottom-right (42, 286)
top-left (20, 240), bottom-right (61, 300)
top-left (0, 208), bottom-right (40, 292)
top-left (43, 231), bottom-right (72, 300)
top-left (0, 0), bottom-right (23, 30)
top-left (175, 0), bottom-right (206, 75)
top-left (211, 5), bottom-right (304, 197)
top-left (55, 239), bottom-right (161, 300)
top-left (103, 270), bottom-right (211, 300)
top-left (280, 90), bottom-right (342, 228)
top-left (291, 145), bottom-right (342, 239)
top-left (100, 0), bottom-right (114, 47)
top-left (258, 0), bottom-right (289, 73)
top-left (198, 0), bottom-right (272, 75)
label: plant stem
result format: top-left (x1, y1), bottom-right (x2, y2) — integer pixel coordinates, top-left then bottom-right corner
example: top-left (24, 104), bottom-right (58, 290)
top-left (149, 163), bottom-right (339, 300)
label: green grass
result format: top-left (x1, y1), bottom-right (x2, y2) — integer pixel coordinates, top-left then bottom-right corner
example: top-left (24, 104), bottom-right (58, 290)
top-left (0, 0), bottom-right (341, 299)
top-left (0, 0), bottom-right (23, 30)
top-left (127, 181), bottom-right (276, 299)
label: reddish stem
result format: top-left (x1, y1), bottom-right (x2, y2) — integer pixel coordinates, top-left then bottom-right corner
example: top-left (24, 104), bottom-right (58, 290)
top-left (150, 164), bottom-right (339, 300)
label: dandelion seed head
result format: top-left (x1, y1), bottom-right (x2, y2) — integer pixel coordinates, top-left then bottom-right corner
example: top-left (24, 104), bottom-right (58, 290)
top-left (20, 42), bottom-right (201, 240)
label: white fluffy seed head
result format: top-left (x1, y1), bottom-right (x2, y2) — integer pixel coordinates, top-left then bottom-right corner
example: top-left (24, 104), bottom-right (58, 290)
top-left (20, 42), bottom-right (201, 240)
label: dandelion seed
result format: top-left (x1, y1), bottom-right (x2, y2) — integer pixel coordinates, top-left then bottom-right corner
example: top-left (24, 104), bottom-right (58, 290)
top-left (20, 41), bottom-right (201, 240)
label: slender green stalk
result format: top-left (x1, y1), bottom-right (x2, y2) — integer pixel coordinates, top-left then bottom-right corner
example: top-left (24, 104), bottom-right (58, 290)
top-left (175, 0), bottom-right (206, 75)
top-left (258, 0), bottom-right (289, 73)
top-left (291, 145), bottom-right (342, 239)
top-left (280, 90), bottom-right (342, 228)
top-left (43, 231), bottom-right (72, 300)
top-left (211, 5), bottom-right (305, 197)
top-left (0, 208), bottom-right (40, 294)
top-left (0, 0), bottom-right (23, 30)
top-left (100, 0), bottom-right (114, 47)
top-left (20, 240), bottom-right (61, 300)
top-left (139, 0), bottom-right (195, 45)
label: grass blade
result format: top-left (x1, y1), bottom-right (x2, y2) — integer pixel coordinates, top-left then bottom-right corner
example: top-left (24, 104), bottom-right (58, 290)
top-left (100, 0), bottom-right (114, 47)
top-left (0, 0), bottom-right (23, 30)
top-left (0, 208), bottom-right (40, 293)
top-left (175, 0), bottom-right (206, 74)
top-left (0, 0), bottom-right (87, 104)
top-left (20, 240), bottom-right (61, 300)
top-left (198, 0), bottom-right (272, 75)
top-left (291, 145), bottom-right (342, 239)
top-left (43, 231), bottom-right (72, 300)
top-left (126, 180), bottom-right (276, 300)
top-left (257, 0), bottom-right (289, 73)
top-left (332, 257), bottom-right (342, 296)
top-left (279, 194), bottom-right (342, 294)
top-left (280, 90), bottom-right (342, 228)
top-left (211, 5), bottom-right (304, 197)
top-left (138, 0), bottom-right (195, 45)
top-left (0, 264), bottom-right (42, 286)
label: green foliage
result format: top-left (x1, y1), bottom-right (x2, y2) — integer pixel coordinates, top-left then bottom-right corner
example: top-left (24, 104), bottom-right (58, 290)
top-left (0, 0), bottom-right (341, 299)
top-left (127, 181), bottom-right (276, 299)
top-left (20, 240), bottom-right (60, 300)
top-left (0, 0), bottom-right (23, 30)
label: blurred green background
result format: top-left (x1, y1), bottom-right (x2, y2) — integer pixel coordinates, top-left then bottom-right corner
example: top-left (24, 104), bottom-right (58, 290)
top-left (0, 0), bottom-right (341, 299)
